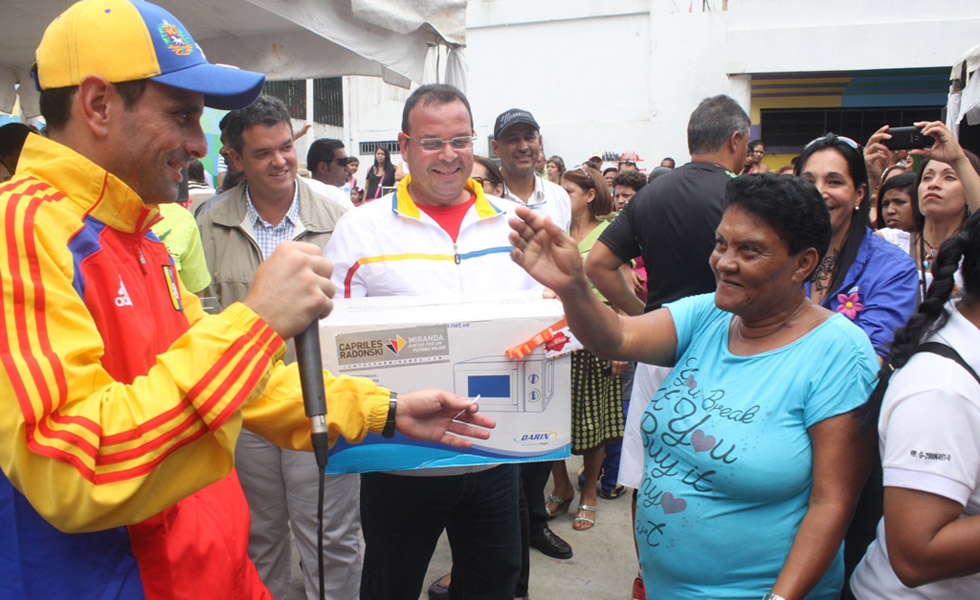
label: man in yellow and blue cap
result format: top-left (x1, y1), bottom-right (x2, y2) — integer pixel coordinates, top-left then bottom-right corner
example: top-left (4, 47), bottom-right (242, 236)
top-left (0, 2), bottom-right (494, 598)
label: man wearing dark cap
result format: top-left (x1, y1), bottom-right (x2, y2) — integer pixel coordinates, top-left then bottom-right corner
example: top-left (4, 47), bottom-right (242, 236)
top-left (492, 108), bottom-right (571, 231)
top-left (0, 2), bottom-right (493, 598)
top-left (490, 108), bottom-right (573, 570)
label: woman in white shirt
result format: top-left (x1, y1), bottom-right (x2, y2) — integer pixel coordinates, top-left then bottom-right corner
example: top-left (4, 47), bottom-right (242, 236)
top-left (851, 210), bottom-right (980, 599)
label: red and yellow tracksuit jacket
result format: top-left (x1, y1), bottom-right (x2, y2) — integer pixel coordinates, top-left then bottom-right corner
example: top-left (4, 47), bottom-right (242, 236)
top-left (0, 135), bottom-right (390, 599)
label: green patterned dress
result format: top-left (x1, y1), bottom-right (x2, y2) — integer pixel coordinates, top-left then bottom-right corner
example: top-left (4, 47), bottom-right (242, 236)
top-left (571, 220), bottom-right (624, 453)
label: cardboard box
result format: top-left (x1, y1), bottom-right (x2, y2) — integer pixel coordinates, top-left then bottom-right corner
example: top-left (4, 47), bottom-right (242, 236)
top-left (319, 293), bottom-right (573, 473)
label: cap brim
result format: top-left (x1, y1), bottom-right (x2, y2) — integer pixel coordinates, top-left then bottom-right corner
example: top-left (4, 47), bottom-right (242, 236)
top-left (496, 116), bottom-right (539, 138)
top-left (151, 63), bottom-right (265, 110)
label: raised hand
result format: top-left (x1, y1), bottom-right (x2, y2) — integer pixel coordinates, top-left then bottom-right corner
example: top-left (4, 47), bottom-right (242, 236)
top-left (508, 206), bottom-right (588, 296)
top-left (913, 120), bottom-right (968, 165)
top-left (864, 124), bottom-right (893, 185)
top-left (396, 389), bottom-right (496, 448)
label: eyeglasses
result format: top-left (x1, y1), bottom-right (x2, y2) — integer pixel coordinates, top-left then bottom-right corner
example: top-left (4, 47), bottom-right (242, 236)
top-left (804, 133), bottom-right (860, 152)
top-left (325, 156), bottom-right (353, 166)
top-left (472, 176), bottom-right (500, 188)
top-left (404, 134), bottom-right (476, 152)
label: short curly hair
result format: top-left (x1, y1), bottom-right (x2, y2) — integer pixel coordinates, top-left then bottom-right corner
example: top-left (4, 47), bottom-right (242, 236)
top-left (612, 169), bottom-right (647, 193)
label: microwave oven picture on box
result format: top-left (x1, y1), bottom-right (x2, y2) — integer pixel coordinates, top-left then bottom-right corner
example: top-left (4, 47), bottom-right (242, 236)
top-left (454, 347), bottom-right (554, 412)
top-left (318, 294), bottom-right (572, 473)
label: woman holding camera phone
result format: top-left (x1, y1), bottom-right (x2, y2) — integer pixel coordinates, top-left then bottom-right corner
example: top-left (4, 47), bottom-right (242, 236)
top-left (866, 122), bottom-right (980, 299)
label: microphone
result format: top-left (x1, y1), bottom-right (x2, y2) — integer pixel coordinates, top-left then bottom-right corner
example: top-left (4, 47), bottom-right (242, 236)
top-left (294, 320), bottom-right (329, 468)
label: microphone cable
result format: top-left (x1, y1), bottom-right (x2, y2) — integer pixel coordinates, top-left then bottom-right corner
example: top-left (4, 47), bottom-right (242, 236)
top-left (295, 321), bottom-right (330, 600)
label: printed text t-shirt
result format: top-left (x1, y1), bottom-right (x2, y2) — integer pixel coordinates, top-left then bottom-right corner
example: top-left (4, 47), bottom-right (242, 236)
top-left (636, 293), bottom-right (878, 599)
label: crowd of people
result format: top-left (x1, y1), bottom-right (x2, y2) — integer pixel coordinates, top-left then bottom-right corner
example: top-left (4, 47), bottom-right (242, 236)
top-left (1, 1), bottom-right (979, 600)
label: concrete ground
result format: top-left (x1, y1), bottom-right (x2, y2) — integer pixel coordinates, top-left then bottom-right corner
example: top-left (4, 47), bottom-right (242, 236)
top-left (289, 455), bottom-right (638, 600)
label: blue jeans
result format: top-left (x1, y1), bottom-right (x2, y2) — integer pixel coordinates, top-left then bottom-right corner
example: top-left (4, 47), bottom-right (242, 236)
top-left (360, 465), bottom-right (521, 600)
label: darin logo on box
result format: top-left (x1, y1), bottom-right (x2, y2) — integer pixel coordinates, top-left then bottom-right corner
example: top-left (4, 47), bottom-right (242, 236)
top-left (514, 430), bottom-right (558, 444)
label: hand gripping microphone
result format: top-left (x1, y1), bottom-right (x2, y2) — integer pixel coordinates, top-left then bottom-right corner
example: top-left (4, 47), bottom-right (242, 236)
top-left (294, 320), bottom-right (329, 468)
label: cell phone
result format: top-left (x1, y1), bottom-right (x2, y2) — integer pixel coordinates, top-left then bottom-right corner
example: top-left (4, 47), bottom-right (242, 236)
top-left (882, 126), bottom-right (935, 150)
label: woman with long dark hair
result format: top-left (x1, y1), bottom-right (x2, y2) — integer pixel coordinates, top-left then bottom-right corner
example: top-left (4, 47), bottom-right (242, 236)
top-left (795, 134), bottom-right (918, 357)
top-left (365, 146), bottom-right (397, 201)
top-left (795, 134), bottom-right (920, 594)
top-left (867, 121), bottom-right (980, 301)
top-left (850, 211), bottom-right (980, 598)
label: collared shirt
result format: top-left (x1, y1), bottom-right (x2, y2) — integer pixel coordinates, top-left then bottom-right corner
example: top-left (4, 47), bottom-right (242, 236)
top-left (502, 173), bottom-right (571, 232)
top-left (805, 227), bottom-right (918, 359)
top-left (245, 182), bottom-right (300, 259)
top-left (300, 176), bottom-right (355, 211)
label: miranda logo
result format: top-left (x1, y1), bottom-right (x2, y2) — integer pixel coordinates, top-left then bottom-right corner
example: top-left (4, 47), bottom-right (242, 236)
top-left (385, 335), bottom-right (407, 355)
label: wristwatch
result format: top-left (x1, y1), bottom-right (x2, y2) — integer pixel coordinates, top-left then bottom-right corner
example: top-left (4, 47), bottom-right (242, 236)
top-left (763, 593), bottom-right (787, 600)
top-left (382, 392), bottom-right (397, 438)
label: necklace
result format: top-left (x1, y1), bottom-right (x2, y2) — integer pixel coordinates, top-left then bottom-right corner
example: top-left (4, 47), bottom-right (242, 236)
top-left (917, 233), bottom-right (939, 270)
top-left (810, 249), bottom-right (840, 294)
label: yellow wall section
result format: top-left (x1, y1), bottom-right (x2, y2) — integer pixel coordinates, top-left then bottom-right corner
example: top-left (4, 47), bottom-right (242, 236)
top-left (749, 95), bottom-right (844, 123)
top-left (749, 75), bottom-right (852, 170)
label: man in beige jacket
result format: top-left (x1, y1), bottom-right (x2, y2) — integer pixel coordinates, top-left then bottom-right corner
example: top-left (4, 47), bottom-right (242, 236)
top-left (197, 95), bottom-right (356, 600)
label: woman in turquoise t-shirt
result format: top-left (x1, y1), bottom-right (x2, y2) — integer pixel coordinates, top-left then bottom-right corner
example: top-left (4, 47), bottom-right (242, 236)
top-left (509, 173), bottom-right (879, 599)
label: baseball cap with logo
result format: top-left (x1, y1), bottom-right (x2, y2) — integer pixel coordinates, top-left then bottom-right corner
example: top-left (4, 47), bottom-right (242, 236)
top-left (34, 0), bottom-right (265, 110)
top-left (493, 108), bottom-right (540, 139)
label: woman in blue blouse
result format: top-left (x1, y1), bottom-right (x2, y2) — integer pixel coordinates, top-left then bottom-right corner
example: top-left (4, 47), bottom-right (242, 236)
top-left (509, 174), bottom-right (879, 599)
top-left (794, 134), bottom-right (919, 596)
top-left (794, 134), bottom-right (918, 360)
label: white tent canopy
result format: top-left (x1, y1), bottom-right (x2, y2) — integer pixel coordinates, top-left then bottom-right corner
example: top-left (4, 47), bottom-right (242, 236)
top-left (0, 0), bottom-right (468, 117)
top-left (948, 42), bottom-right (980, 134)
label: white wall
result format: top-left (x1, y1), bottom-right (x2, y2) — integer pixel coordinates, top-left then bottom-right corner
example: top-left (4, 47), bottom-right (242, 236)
top-left (341, 0), bottom-right (980, 174)
top-left (726, 0), bottom-right (980, 73)
top-left (466, 10), bottom-right (652, 168)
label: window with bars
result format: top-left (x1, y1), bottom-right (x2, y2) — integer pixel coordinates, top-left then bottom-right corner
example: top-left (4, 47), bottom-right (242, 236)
top-left (313, 77), bottom-right (343, 126)
top-left (261, 79), bottom-right (306, 120)
top-left (359, 140), bottom-right (401, 156)
top-left (761, 106), bottom-right (943, 152)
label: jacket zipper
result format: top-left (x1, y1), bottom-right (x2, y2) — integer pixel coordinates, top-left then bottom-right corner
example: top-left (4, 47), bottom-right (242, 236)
top-left (137, 243), bottom-right (148, 274)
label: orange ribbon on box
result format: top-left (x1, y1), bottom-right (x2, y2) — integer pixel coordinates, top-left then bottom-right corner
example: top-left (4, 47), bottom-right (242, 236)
top-left (505, 318), bottom-right (568, 359)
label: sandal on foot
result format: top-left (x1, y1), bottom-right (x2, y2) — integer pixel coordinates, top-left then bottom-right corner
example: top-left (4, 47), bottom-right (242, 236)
top-left (573, 504), bottom-right (598, 531)
top-left (545, 494), bottom-right (573, 518)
